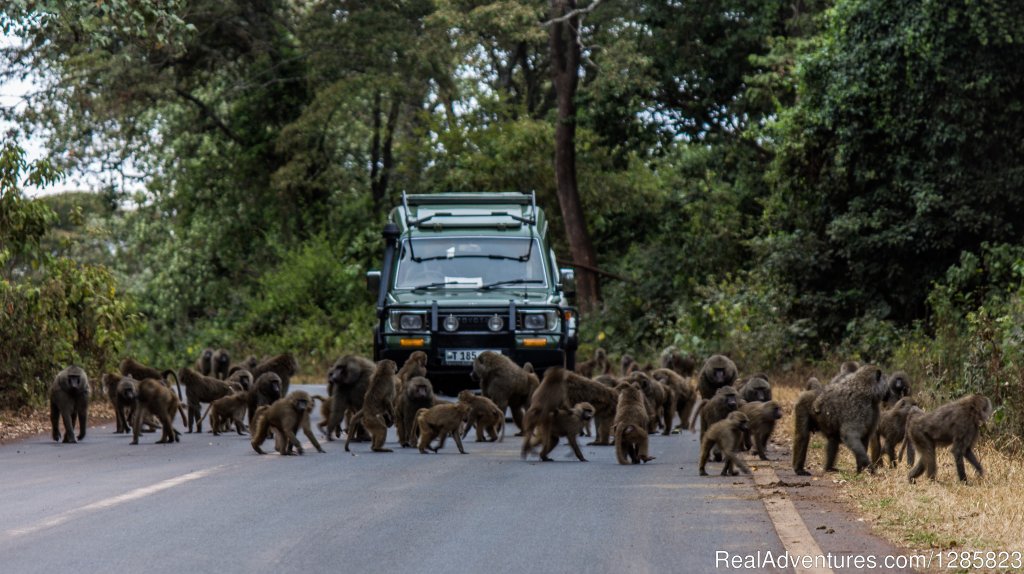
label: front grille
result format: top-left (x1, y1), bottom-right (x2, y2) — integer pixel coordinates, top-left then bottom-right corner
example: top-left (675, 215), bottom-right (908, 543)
top-left (436, 313), bottom-right (511, 333)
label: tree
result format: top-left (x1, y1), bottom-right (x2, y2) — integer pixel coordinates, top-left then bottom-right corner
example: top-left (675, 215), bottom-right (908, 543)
top-left (549, 0), bottom-right (600, 312)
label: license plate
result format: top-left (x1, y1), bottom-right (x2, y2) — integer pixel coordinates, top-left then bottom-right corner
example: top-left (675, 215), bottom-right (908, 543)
top-left (444, 349), bottom-right (495, 365)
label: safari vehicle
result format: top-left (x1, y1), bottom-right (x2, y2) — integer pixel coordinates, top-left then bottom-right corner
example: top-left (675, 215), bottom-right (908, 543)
top-left (368, 192), bottom-right (579, 392)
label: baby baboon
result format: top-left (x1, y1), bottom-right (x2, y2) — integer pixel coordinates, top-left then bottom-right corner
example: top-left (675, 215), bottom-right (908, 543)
top-left (520, 367), bottom-right (572, 450)
top-left (697, 355), bottom-right (738, 399)
top-left (200, 391), bottom-right (250, 436)
top-left (322, 355), bottom-right (374, 441)
top-left (458, 390), bottom-right (505, 443)
top-left (907, 394), bottom-right (992, 483)
top-left (651, 368), bottom-right (699, 433)
top-left (471, 351), bottom-right (535, 434)
top-left (576, 348), bottom-right (612, 378)
top-left (50, 366), bottom-right (91, 443)
top-left (210, 348), bottom-right (231, 380)
top-left (131, 378), bottom-right (182, 445)
top-left (869, 397), bottom-right (919, 468)
top-left (416, 403), bottom-right (471, 454)
top-left (613, 383), bottom-right (654, 464)
top-left (737, 376), bottom-right (772, 403)
top-left (565, 370), bottom-right (620, 445)
top-left (176, 367), bottom-right (236, 433)
top-left (344, 359), bottom-right (397, 453)
top-left (792, 365), bottom-right (888, 475)
top-left (251, 353), bottom-right (299, 398)
top-left (660, 346), bottom-right (697, 377)
top-left (524, 402), bottom-right (594, 462)
top-left (395, 351), bottom-right (428, 397)
top-left (251, 391), bottom-right (324, 455)
top-left (699, 411), bottom-right (751, 476)
top-left (196, 348), bottom-right (214, 377)
top-left (247, 372), bottom-right (283, 427)
top-left (396, 376), bottom-right (437, 447)
top-left (739, 400), bottom-right (783, 460)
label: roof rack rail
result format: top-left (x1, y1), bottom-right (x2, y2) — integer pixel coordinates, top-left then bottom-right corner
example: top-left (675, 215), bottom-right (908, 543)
top-left (401, 191), bottom-right (537, 229)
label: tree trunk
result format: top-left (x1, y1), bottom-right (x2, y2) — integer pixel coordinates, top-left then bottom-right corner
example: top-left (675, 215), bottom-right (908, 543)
top-left (550, 0), bottom-right (600, 312)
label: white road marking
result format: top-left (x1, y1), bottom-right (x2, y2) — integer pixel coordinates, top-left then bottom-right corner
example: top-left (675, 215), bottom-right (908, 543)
top-left (5, 466), bottom-right (225, 538)
top-left (753, 465), bottom-right (835, 574)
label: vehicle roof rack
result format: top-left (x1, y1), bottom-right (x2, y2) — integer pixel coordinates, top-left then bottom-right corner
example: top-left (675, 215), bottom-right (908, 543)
top-left (401, 191), bottom-right (537, 230)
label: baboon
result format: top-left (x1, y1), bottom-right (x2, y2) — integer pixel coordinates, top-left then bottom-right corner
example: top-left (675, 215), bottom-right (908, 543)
top-left (690, 386), bottom-right (740, 448)
top-left (113, 376), bottom-right (139, 434)
top-left (397, 351), bottom-right (428, 385)
top-left (739, 400), bottom-right (783, 460)
top-left (882, 371), bottom-right (912, 408)
top-left (103, 373), bottom-right (130, 433)
top-left (458, 390), bottom-right (505, 443)
top-left (869, 397), bottom-right (919, 468)
top-left (228, 355), bottom-right (260, 376)
top-left (251, 391), bottom-right (324, 455)
top-left (50, 366), bottom-right (91, 443)
top-left (699, 411), bottom-right (751, 476)
top-left (247, 372), bottom-right (283, 427)
top-left (226, 369), bottom-right (253, 392)
top-left (737, 376), bottom-right (772, 403)
top-left (251, 353), bottom-right (299, 398)
top-left (697, 355), bottom-right (738, 399)
top-left (344, 359), bottom-right (397, 453)
top-left (210, 348), bottom-right (231, 380)
top-left (577, 348), bottom-right (612, 378)
top-left (471, 351), bottom-right (535, 435)
top-left (416, 403), bottom-right (471, 454)
top-left (594, 374), bottom-right (619, 388)
top-left (396, 376), bottom-right (437, 447)
top-left (620, 354), bottom-right (640, 375)
top-left (520, 367), bottom-right (572, 449)
top-left (523, 402), bottom-right (594, 462)
top-left (322, 355), bottom-right (374, 441)
top-left (628, 371), bottom-right (675, 435)
top-left (565, 370), bottom-right (620, 445)
top-left (175, 367), bottom-right (237, 433)
top-left (660, 346), bottom-right (697, 377)
top-left (200, 391), bottom-right (250, 436)
top-left (805, 377), bottom-right (823, 392)
top-left (613, 383), bottom-right (654, 464)
top-left (119, 357), bottom-right (175, 388)
top-left (131, 378), bottom-right (182, 445)
top-left (651, 368), bottom-right (698, 433)
top-left (792, 365), bottom-right (888, 475)
top-left (195, 348), bottom-right (214, 376)
top-left (907, 394), bottom-right (992, 483)
top-left (830, 360), bottom-right (860, 384)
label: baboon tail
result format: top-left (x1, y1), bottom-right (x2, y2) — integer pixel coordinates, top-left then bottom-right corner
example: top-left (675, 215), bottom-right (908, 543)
top-left (689, 400), bottom-right (707, 432)
top-left (198, 403), bottom-right (214, 425)
top-left (162, 369), bottom-right (182, 401)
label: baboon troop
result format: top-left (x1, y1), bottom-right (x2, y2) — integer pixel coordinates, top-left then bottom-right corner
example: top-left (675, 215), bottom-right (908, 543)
top-left (50, 365), bottom-right (91, 443)
top-left (251, 391), bottom-right (324, 455)
top-left (907, 394), bottom-right (992, 483)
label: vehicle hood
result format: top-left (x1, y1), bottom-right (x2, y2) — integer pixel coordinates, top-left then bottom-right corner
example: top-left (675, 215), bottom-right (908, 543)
top-left (387, 290), bottom-right (561, 307)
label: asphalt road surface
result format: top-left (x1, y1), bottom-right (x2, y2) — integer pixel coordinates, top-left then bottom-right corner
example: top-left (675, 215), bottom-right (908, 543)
top-left (0, 385), bottom-right (916, 574)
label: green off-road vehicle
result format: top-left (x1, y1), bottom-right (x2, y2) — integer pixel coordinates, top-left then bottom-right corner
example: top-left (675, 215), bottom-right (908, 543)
top-left (367, 192), bottom-right (579, 392)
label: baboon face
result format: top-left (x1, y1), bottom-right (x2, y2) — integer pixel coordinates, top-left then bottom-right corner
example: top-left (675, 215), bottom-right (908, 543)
top-left (886, 371), bottom-right (911, 401)
top-left (329, 356), bottom-right (368, 387)
top-left (727, 411), bottom-right (749, 432)
top-left (237, 374), bottom-right (252, 390)
top-left (576, 402), bottom-right (595, 421)
top-left (295, 398), bottom-right (309, 412)
top-left (202, 349), bottom-right (213, 360)
top-left (713, 368), bottom-right (727, 384)
top-left (408, 377), bottom-right (433, 400)
top-left (715, 387), bottom-right (738, 409)
top-left (61, 368), bottom-right (87, 393)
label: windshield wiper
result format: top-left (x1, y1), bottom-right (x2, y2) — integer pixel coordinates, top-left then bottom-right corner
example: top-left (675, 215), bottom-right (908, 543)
top-left (479, 279), bottom-right (544, 291)
top-left (410, 280), bottom-right (480, 292)
top-left (411, 253), bottom-right (529, 263)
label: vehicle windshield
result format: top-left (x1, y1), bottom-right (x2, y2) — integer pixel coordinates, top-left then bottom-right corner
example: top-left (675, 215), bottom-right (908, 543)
top-left (394, 237), bottom-right (547, 290)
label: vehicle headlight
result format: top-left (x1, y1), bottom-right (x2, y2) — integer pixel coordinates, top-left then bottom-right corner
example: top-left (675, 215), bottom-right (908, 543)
top-left (390, 312), bottom-right (425, 331)
top-left (524, 311), bottom-right (548, 329)
top-left (487, 315), bottom-right (504, 332)
top-left (443, 315), bottom-right (460, 332)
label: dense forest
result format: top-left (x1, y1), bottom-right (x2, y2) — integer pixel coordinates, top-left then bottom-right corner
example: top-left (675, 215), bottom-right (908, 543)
top-left (2, 1), bottom-right (1023, 437)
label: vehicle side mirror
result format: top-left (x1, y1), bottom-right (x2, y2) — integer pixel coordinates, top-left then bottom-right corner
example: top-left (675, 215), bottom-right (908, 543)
top-left (559, 268), bottom-right (575, 298)
top-left (366, 270), bottom-right (381, 293)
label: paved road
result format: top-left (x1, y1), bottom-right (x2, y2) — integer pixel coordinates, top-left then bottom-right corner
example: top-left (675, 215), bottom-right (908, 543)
top-left (0, 385), bottom-right (913, 574)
